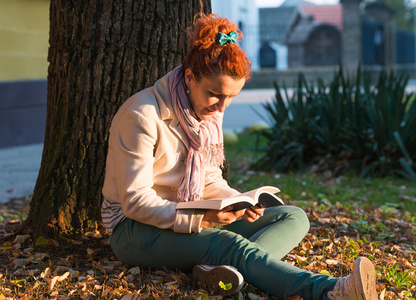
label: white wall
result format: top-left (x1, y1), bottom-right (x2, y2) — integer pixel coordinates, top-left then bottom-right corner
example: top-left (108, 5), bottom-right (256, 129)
top-left (211, 0), bottom-right (260, 70)
top-left (0, 0), bottom-right (49, 80)
top-left (275, 43), bottom-right (288, 70)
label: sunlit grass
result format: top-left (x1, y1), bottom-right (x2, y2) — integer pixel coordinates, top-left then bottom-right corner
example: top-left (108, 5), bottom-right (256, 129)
top-left (225, 130), bottom-right (416, 214)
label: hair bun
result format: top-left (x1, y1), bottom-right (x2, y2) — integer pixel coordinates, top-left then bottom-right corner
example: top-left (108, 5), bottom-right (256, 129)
top-left (182, 13), bottom-right (251, 81)
top-left (190, 14), bottom-right (241, 49)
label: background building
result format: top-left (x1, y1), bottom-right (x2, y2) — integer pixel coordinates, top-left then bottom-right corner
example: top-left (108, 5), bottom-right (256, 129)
top-left (212, 0), bottom-right (260, 70)
top-left (258, 0), bottom-right (414, 71)
top-left (0, 0), bottom-right (49, 148)
top-left (259, 0), bottom-right (343, 68)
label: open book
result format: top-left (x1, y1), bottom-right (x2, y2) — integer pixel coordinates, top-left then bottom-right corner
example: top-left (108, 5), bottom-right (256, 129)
top-left (176, 186), bottom-right (284, 211)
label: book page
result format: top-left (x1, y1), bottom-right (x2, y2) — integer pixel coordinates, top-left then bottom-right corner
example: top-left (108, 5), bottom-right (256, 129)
top-left (237, 186), bottom-right (280, 200)
top-left (176, 195), bottom-right (255, 210)
top-left (175, 186), bottom-right (282, 210)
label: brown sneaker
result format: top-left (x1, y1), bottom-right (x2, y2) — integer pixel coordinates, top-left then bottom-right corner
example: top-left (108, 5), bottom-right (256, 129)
top-left (328, 257), bottom-right (377, 300)
top-left (192, 264), bottom-right (244, 295)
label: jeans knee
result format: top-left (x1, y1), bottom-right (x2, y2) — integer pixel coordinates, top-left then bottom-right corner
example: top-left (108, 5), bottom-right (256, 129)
top-left (288, 206), bottom-right (310, 234)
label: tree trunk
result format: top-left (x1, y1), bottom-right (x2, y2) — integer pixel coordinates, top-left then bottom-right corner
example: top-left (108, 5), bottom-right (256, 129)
top-left (25, 0), bottom-right (211, 237)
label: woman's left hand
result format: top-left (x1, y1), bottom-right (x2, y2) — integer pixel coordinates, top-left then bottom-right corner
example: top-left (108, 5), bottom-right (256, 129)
top-left (242, 205), bottom-right (265, 223)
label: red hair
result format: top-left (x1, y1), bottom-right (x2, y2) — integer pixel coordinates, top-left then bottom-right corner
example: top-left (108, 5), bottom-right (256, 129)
top-left (182, 14), bottom-right (251, 81)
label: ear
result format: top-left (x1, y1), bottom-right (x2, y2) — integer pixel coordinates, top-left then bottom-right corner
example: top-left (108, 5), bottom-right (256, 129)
top-left (184, 68), bottom-right (194, 86)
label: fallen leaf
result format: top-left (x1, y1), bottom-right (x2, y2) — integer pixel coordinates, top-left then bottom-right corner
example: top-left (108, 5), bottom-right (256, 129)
top-left (85, 231), bottom-right (102, 238)
top-left (35, 236), bottom-right (49, 246)
top-left (128, 266), bottom-right (141, 275)
top-left (379, 288), bottom-right (386, 300)
top-left (10, 279), bottom-right (26, 287)
top-left (41, 267), bottom-right (51, 278)
top-left (0, 245), bottom-right (13, 251)
top-left (31, 252), bottom-right (48, 262)
top-left (107, 278), bottom-right (122, 287)
top-left (325, 259), bottom-right (339, 265)
top-left (48, 238), bottom-right (60, 247)
top-left (49, 276), bottom-right (59, 290)
top-left (120, 293), bottom-right (138, 300)
top-left (193, 292), bottom-right (209, 300)
top-left (117, 271), bottom-right (125, 279)
top-left (295, 254), bottom-right (307, 262)
top-left (12, 258), bottom-right (30, 267)
top-left (58, 272), bottom-right (70, 282)
top-left (319, 270), bottom-right (332, 276)
top-left (28, 269), bottom-right (41, 276)
top-left (318, 218), bottom-right (332, 223)
top-left (13, 235), bottom-right (30, 244)
top-left (248, 293), bottom-right (261, 300)
top-left (219, 280), bottom-right (232, 291)
top-left (68, 269), bottom-right (79, 277)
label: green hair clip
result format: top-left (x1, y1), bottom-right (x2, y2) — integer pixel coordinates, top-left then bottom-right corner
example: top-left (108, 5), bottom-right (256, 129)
top-left (217, 31), bottom-right (237, 45)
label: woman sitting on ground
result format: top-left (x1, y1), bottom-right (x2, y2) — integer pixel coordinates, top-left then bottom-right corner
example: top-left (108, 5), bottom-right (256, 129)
top-left (101, 11), bottom-right (378, 300)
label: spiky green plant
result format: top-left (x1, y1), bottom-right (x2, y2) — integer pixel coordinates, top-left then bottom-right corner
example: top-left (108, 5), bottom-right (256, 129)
top-left (254, 66), bottom-right (416, 180)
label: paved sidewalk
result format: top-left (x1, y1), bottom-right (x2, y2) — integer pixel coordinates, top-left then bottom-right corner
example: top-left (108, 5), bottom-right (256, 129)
top-left (0, 143), bottom-right (43, 203)
top-left (223, 88), bottom-right (274, 132)
top-left (0, 89), bottom-right (275, 204)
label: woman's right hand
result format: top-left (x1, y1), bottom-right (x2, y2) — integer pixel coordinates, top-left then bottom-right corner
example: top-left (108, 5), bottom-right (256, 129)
top-left (200, 206), bottom-right (246, 228)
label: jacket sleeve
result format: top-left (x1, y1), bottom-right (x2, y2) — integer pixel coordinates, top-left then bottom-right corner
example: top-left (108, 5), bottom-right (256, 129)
top-left (105, 98), bottom-right (203, 234)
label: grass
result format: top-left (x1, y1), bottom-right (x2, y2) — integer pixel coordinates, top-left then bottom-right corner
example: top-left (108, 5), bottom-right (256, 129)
top-left (224, 129), bottom-right (416, 213)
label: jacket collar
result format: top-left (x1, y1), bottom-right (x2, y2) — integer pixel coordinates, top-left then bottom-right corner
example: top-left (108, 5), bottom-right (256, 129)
top-left (153, 69), bottom-right (190, 150)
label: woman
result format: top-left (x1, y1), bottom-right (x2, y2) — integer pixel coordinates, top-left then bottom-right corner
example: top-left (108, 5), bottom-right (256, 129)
top-left (102, 13), bottom-right (377, 300)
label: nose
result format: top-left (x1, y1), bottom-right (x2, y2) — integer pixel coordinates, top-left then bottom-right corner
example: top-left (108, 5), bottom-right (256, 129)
top-left (215, 98), bottom-right (227, 112)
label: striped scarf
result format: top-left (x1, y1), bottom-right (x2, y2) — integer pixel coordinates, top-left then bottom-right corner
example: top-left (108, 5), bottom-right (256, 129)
top-left (169, 65), bottom-right (224, 202)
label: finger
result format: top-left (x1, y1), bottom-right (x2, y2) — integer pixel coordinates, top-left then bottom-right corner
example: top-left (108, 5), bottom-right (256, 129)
top-left (251, 206), bottom-right (265, 216)
top-left (244, 208), bottom-right (259, 218)
top-left (220, 209), bottom-right (245, 223)
top-left (253, 204), bottom-right (265, 211)
top-left (231, 209), bottom-right (246, 218)
top-left (243, 209), bottom-right (255, 219)
top-left (242, 213), bottom-right (259, 223)
top-left (221, 205), bottom-right (234, 212)
top-left (247, 207), bottom-right (264, 217)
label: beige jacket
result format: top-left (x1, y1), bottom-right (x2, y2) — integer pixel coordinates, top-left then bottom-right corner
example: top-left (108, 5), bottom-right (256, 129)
top-left (102, 70), bottom-right (239, 234)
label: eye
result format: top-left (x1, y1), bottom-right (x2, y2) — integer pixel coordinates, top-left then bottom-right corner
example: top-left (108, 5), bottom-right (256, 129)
top-left (209, 91), bottom-right (220, 98)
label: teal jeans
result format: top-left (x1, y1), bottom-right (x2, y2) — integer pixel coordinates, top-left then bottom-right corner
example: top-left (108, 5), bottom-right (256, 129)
top-left (110, 206), bottom-right (337, 299)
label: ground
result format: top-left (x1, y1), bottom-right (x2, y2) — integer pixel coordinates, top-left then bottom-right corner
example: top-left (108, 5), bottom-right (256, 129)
top-left (0, 196), bottom-right (415, 299)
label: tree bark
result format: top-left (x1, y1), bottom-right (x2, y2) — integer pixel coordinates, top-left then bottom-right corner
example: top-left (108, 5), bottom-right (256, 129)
top-left (25, 0), bottom-right (211, 237)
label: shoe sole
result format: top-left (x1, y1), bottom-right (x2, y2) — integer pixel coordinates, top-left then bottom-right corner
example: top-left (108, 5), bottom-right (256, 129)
top-left (353, 257), bottom-right (378, 300)
top-left (192, 265), bottom-right (243, 295)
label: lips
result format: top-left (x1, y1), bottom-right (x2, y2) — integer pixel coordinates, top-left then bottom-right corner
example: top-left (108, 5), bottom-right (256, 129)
top-left (206, 107), bottom-right (217, 114)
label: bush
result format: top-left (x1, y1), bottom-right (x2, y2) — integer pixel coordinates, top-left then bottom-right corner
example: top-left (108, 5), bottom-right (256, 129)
top-left (254, 66), bottom-right (416, 180)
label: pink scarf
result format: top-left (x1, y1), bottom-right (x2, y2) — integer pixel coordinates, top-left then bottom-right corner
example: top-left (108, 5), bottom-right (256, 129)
top-left (169, 66), bottom-right (224, 202)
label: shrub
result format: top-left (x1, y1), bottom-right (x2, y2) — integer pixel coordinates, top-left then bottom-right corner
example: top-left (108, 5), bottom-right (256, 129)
top-left (254, 66), bottom-right (416, 180)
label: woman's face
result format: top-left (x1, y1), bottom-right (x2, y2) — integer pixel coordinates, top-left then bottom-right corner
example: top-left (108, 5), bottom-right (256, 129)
top-left (184, 68), bottom-right (246, 121)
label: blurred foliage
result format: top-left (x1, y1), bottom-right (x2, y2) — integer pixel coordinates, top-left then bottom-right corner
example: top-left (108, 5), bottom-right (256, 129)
top-left (362, 0), bottom-right (415, 32)
top-left (253, 66), bottom-right (416, 180)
